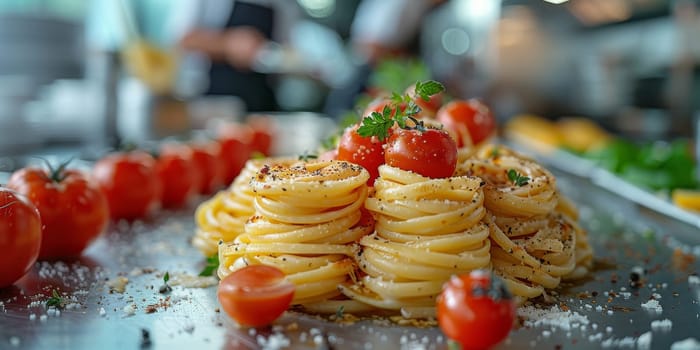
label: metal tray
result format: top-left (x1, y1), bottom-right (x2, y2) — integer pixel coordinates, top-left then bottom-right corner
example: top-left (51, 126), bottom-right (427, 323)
top-left (0, 170), bottom-right (699, 350)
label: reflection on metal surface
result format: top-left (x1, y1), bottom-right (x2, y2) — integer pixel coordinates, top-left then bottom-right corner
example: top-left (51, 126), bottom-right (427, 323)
top-left (0, 171), bottom-right (699, 349)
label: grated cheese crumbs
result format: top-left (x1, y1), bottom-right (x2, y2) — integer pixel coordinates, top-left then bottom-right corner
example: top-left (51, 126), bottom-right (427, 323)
top-left (651, 319), bottom-right (673, 332)
top-left (641, 299), bottom-right (663, 313)
top-left (519, 305), bottom-right (589, 332)
top-left (689, 275), bottom-right (700, 286)
top-left (256, 333), bottom-right (291, 350)
top-left (106, 277), bottom-right (129, 293)
top-left (168, 273), bottom-right (218, 288)
top-left (671, 338), bottom-right (700, 350)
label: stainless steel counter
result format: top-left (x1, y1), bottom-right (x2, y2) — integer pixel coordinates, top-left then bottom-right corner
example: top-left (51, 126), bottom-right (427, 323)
top-left (0, 169), bottom-right (699, 350)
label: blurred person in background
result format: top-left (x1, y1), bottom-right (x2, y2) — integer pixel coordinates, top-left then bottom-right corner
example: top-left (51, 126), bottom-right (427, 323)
top-left (324, 0), bottom-right (445, 118)
top-left (174, 0), bottom-right (301, 112)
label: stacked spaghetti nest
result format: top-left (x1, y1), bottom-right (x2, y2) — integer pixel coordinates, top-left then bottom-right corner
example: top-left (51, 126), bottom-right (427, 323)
top-left (455, 145), bottom-right (593, 300)
top-left (217, 161), bottom-right (374, 306)
top-left (202, 146), bottom-right (593, 315)
top-left (192, 158), bottom-right (297, 256)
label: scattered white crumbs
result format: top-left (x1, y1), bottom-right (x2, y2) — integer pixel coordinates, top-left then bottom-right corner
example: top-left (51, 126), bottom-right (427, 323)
top-left (39, 315), bottom-right (48, 322)
top-left (596, 305), bottom-right (604, 312)
top-left (637, 332), bottom-right (652, 350)
top-left (256, 333), bottom-right (290, 350)
top-left (601, 336), bottom-right (637, 348)
top-left (168, 273), bottom-right (218, 288)
top-left (651, 319), bottom-right (672, 332)
top-left (519, 305), bottom-right (589, 332)
top-left (652, 293), bottom-right (662, 299)
top-left (99, 307), bottom-right (106, 317)
top-left (620, 292), bottom-right (632, 300)
top-left (106, 277), bottom-right (129, 293)
top-left (123, 303), bottom-right (137, 317)
top-left (689, 275), bottom-right (700, 286)
top-left (641, 299), bottom-right (663, 313)
top-left (606, 326), bottom-right (613, 333)
top-left (9, 336), bottom-right (20, 347)
top-left (29, 313), bottom-right (36, 321)
top-left (671, 338), bottom-right (700, 350)
top-left (589, 333), bottom-right (604, 342)
top-left (542, 330), bottom-right (552, 338)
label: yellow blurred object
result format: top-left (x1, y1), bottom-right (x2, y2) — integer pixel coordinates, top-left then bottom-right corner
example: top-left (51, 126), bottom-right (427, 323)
top-left (505, 114), bottom-right (611, 153)
top-left (556, 117), bottom-right (610, 152)
top-left (122, 40), bottom-right (178, 95)
top-left (671, 189), bottom-right (700, 212)
top-left (504, 114), bottom-right (562, 153)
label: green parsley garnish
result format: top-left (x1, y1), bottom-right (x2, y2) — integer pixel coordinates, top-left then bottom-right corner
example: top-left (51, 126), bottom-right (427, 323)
top-left (159, 272), bottom-right (172, 294)
top-left (46, 290), bottom-right (64, 309)
top-left (507, 169), bottom-right (530, 187)
top-left (199, 254), bottom-right (220, 277)
top-left (356, 80), bottom-right (445, 141)
top-left (335, 305), bottom-right (345, 319)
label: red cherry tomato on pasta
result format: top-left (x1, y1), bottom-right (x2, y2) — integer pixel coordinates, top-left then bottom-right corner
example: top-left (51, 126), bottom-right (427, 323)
top-left (8, 164), bottom-right (109, 259)
top-left (218, 265), bottom-right (295, 327)
top-left (156, 144), bottom-right (198, 209)
top-left (406, 83), bottom-right (443, 117)
top-left (437, 99), bottom-right (496, 147)
top-left (437, 270), bottom-right (516, 350)
top-left (93, 151), bottom-right (161, 220)
top-left (336, 124), bottom-right (387, 186)
top-left (384, 128), bottom-right (457, 179)
top-left (217, 124), bottom-right (253, 186)
top-left (0, 187), bottom-right (42, 288)
top-left (189, 141), bottom-right (224, 195)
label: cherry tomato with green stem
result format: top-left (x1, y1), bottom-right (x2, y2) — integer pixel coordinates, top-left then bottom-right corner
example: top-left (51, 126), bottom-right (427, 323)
top-left (218, 265), bottom-right (295, 327)
top-left (437, 270), bottom-right (516, 350)
top-left (0, 187), bottom-right (42, 288)
top-left (8, 162), bottom-right (109, 259)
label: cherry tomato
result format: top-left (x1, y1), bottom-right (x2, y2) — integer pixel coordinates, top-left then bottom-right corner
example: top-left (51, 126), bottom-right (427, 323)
top-left (0, 188), bottom-right (42, 288)
top-left (437, 99), bottom-right (496, 147)
top-left (247, 115), bottom-right (275, 156)
top-left (406, 83), bottom-right (443, 117)
top-left (8, 164), bottom-right (109, 259)
top-left (218, 265), bottom-right (295, 327)
top-left (318, 148), bottom-right (338, 161)
top-left (189, 141), bottom-right (224, 195)
top-left (336, 124), bottom-right (387, 186)
top-left (437, 270), bottom-right (516, 350)
top-left (156, 144), bottom-right (198, 209)
top-left (218, 124), bottom-right (253, 186)
top-left (384, 128), bottom-right (457, 178)
top-left (93, 151), bottom-right (161, 220)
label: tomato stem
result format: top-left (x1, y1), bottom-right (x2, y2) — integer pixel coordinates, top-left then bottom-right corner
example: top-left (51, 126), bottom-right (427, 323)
top-left (41, 157), bottom-right (72, 183)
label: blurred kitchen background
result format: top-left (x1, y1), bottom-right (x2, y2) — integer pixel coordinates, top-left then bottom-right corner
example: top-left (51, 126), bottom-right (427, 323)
top-left (0, 0), bottom-right (698, 157)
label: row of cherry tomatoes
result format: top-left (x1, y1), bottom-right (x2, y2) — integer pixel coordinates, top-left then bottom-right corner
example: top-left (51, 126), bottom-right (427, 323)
top-left (0, 116), bottom-right (274, 289)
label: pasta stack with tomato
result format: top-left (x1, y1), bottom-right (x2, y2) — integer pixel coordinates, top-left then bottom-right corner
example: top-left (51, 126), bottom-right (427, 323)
top-left (340, 165), bottom-right (491, 314)
top-left (456, 145), bottom-right (590, 300)
top-left (193, 158), bottom-right (297, 256)
top-left (218, 161), bottom-right (374, 306)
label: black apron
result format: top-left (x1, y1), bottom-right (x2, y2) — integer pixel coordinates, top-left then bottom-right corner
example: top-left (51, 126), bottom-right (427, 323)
top-left (206, 1), bottom-right (277, 112)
